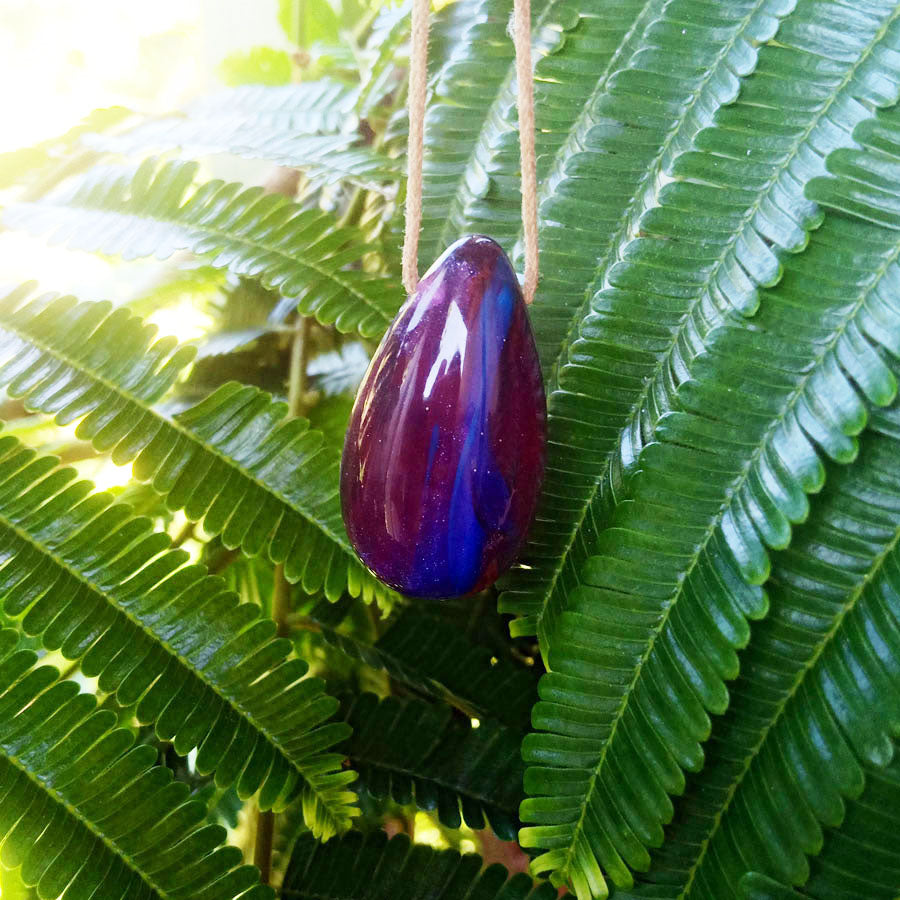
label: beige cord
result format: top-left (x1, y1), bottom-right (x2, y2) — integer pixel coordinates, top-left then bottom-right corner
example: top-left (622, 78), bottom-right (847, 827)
top-left (513, 0), bottom-right (538, 305)
top-left (402, 0), bottom-right (539, 304)
top-left (402, 0), bottom-right (431, 295)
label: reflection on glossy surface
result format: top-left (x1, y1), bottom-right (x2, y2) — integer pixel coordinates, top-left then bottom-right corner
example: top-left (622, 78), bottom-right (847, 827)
top-left (341, 235), bottom-right (547, 598)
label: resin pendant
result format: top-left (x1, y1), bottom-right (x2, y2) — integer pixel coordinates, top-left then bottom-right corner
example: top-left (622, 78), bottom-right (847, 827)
top-left (340, 235), bottom-right (546, 598)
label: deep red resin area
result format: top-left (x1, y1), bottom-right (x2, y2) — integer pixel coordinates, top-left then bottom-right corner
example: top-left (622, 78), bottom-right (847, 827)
top-left (340, 235), bottom-right (547, 598)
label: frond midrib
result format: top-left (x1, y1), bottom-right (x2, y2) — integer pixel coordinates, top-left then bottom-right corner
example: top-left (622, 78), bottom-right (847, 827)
top-left (555, 191), bottom-right (900, 885)
top-left (351, 735), bottom-right (519, 811)
top-left (153, 208), bottom-right (388, 318)
top-left (528, 0), bottom-right (775, 639)
top-left (3, 706), bottom-right (167, 899)
top-left (0, 310), bottom-right (352, 553)
top-left (319, 619), bottom-right (483, 719)
top-left (677, 476), bottom-right (900, 896)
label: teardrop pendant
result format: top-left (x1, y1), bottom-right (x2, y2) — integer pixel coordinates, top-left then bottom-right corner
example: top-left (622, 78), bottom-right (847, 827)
top-left (340, 235), bottom-right (547, 598)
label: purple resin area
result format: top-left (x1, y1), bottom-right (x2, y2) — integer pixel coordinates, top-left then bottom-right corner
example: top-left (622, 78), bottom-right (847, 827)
top-left (340, 235), bottom-right (547, 598)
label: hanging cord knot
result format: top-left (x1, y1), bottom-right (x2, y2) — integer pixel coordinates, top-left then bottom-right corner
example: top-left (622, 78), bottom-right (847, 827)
top-left (402, 0), bottom-right (539, 304)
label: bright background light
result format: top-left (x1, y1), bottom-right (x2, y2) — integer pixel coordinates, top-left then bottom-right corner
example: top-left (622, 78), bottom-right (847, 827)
top-left (0, 0), bottom-right (285, 327)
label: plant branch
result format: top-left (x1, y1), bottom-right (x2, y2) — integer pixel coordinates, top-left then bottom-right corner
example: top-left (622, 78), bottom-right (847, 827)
top-left (255, 313), bottom-right (310, 882)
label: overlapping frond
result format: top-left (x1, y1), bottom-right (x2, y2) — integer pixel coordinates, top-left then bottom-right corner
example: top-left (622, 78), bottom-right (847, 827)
top-left (501, 0), bottom-right (801, 643)
top-left (94, 80), bottom-right (360, 154)
top-left (0, 284), bottom-right (397, 608)
top-left (419, 0), bottom-right (561, 266)
top-left (0, 629), bottom-right (272, 900)
top-left (3, 158), bottom-right (402, 337)
top-left (520, 199), bottom-right (900, 896)
top-left (311, 598), bottom-right (538, 730)
top-left (90, 104), bottom-right (400, 192)
top-left (739, 752), bottom-right (900, 900)
top-left (424, 0), bottom-right (636, 261)
top-left (0, 107), bottom-right (129, 192)
top-left (356, 3), bottom-right (410, 117)
top-left (282, 831), bottom-right (557, 900)
top-left (808, 101), bottom-right (900, 229)
top-left (339, 692), bottom-right (524, 840)
top-left (627, 403), bottom-right (900, 899)
top-left (0, 431), bottom-right (357, 836)
top-left (80, 78), bottom-right (401, 191)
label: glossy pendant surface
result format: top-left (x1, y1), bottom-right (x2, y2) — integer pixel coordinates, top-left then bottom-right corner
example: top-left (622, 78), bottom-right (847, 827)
top-left (340, 235), bottom-right (546, 598)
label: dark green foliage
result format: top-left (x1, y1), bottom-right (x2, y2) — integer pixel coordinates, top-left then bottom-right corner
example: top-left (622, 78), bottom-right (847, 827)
top-left (500, 0), bottom-right (798, 643)
top-left (0, 285), bottom-right (397, 608)
top-left (339, 692), bottom-right (524, 840)
top-left (312, 597), bottom-right (539, 730)
top-left (630, 404), bottom-right (900, 898)
top-left (0, 430), bottom-right (356, 836)
top-left (740, 752), bottom-right (900, 899)
top-left (282, 831), bottom-right (558, 900)
top-left (512, 4), bottom-right (900, 894)
top-left (0, 629), bottom-right (271, 900)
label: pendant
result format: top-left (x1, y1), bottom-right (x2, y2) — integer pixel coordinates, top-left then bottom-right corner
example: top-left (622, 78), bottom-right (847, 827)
top-left (340, 235), bottom-right (547, 598)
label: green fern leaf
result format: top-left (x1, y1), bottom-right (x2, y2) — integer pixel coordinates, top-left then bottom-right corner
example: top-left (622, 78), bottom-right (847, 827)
top-left (311, 597), bottom-right (538, 730)
top-left (0, 433), bottom-right (358, 837)
top-left (357, 3), bottom-right (410, 117)
top-left (624, 402), bottom-right (900, 899)
top-left (808, 101), bottom-right (900, 229)
top-left (503, 0), bottom-right (900, 645)
top-left (339, 692), bottom-right (524, 840)
top-left (421, 0), bottom-right (635, 263)
top-left (95, 80), bottom-right (360, 154)
top-left (90, 101), bottom-right (401, 192)
top-left (520, 202), bottom-right (900, 895)
top-left (0, 630), bottom-right (273, 899)
top-left (3, 157), bottom-right (402, 338)
top-left (500, 0), bottom-right (800, 643)
top-left (739, 751), bottom-right (900, 900)
top-left (282, 831), bottom-right (557, 900)
top-left (0, 284), bottom-right (397, 608)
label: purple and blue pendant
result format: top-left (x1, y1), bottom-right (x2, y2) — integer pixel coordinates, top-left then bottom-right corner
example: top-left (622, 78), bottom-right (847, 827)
top-left (340, 235), bottom-right (547, 598)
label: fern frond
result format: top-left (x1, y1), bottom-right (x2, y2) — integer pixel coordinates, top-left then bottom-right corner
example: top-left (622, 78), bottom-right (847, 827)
top-left (282, 831), bottom-right (557, 900)
top-left (0, 284), bottom-right (398, 609)
top-left (307, 342), bottom-right (369, 396)
top-left (93, 124), bottom-right (400, 192)
top-left (3, 158), bottom-right (402, 338)
top-left (740, 751), bottom-right (900, 900)
top-left (520, 203), bottom-right (900, 896)
top-left (422, 0), bottom-right (634, 263)
top-left (808, 101), bottom-right (900, 229)
top-left (420, 0), bottom-right (570, 265)
top-left (500, 0), bottom-right (800, 643)
top-left (625, 402), bottom-right (900, 899)
top-left (357, 3), bottom-right (410, 117)
top-left (0, 432), bottom-right (357, 836)
top-left (312, 598), bottom-right (538, 730)
top-left (93, 80), bottom-right (360, 154)
top-left (0, 629), bottom-right (272, 900)
top-left (503, 0), bottom-right (900, 648)
top-left (339, 692), bottom-right (524, 840)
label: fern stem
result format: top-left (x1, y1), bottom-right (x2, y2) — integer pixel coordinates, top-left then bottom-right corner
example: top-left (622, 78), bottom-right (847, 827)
top-left (287, 315), bottom-right (311, 416)
top-left (170, 520), bottom-right (195, 549)
top-left (256, 312), bottom-right (312, 880)
top-left (253, 807), bottom-right (275, 885)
